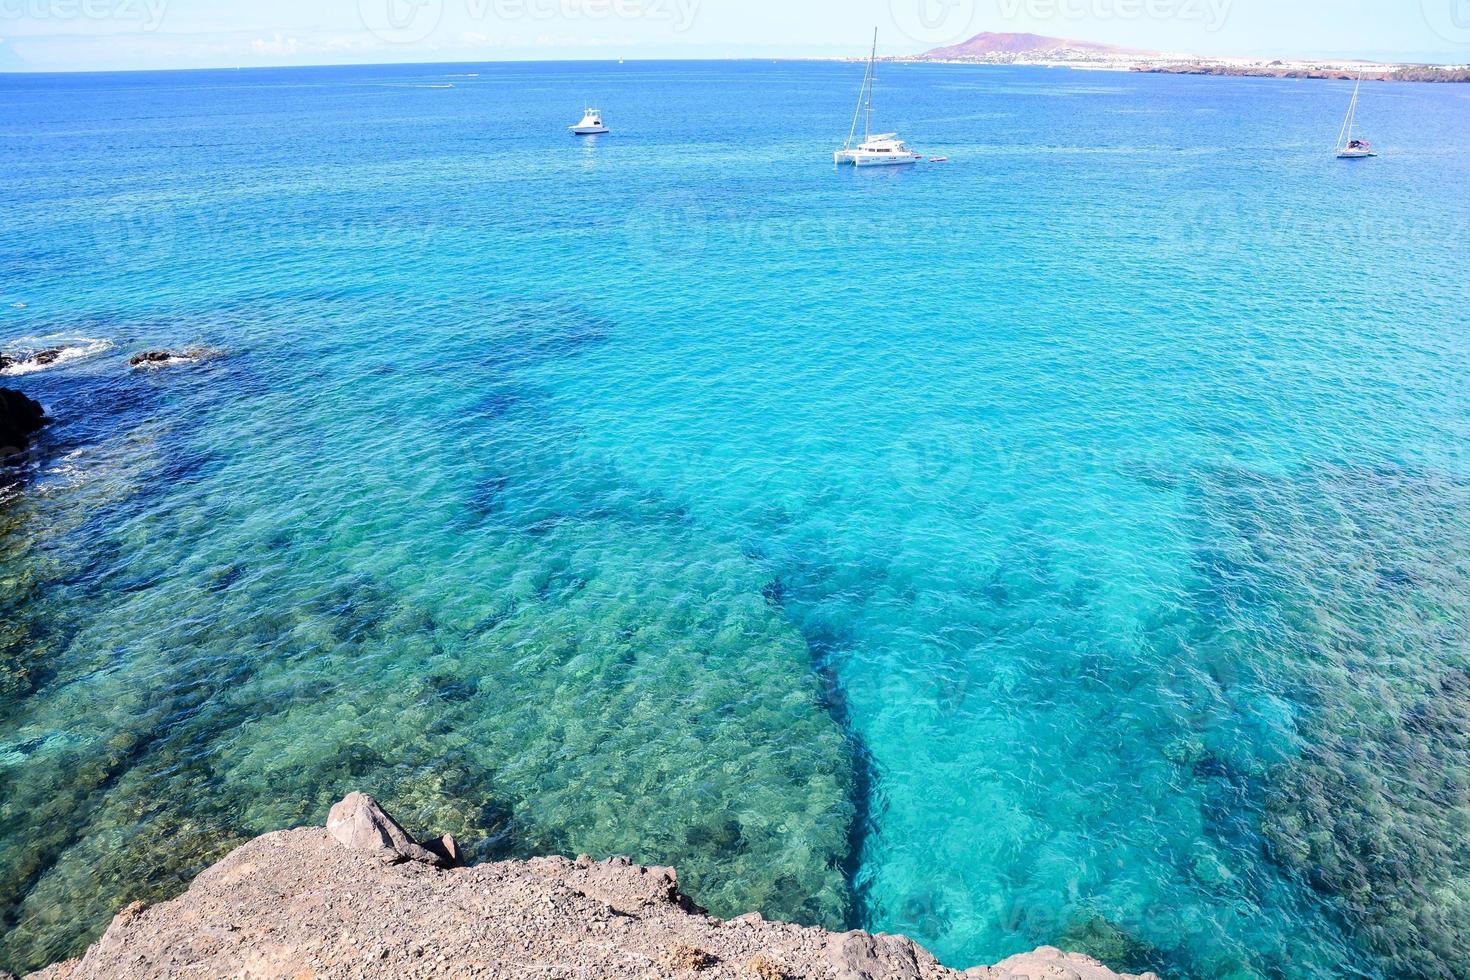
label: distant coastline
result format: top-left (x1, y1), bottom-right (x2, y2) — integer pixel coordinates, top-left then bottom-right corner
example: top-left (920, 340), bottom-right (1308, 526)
top-left (1129, 62), bottom-right (1470, 83)
top-left (898, 58), bottom-right (1470, 84)
top-left (896, 31), bottom-right (1470, 83)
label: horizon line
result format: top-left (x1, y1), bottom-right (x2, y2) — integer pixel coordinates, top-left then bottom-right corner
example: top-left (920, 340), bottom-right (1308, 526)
top-left (5, 48), bottom-right (1468, 78)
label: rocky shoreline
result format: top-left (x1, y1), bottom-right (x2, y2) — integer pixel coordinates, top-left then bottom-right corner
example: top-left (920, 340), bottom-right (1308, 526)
top-left (0, 387), bottom-right (47, 462)
top-left (1131, 63), bottom-right (1470, 83)
top-left (1, 344), bottom-right (214, 469)
top-left (16, 794), bottom-right (1152, 980)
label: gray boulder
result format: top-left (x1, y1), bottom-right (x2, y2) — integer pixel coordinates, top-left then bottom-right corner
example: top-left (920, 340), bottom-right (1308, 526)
top-left (965, 946), bottom-right (1161, 979)
top-left (826, 930), bottom-right (929, 980)
top-left (325, 792), bottom-right (452, 868)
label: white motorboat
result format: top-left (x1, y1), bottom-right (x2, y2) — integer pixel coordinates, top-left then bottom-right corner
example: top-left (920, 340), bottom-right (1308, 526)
top-left (1335, 73), bottom-right (1376, 159)
top-left (570, 107), bottom-right (609, 136)
top-left (834, 30), bottom-right (921, 167)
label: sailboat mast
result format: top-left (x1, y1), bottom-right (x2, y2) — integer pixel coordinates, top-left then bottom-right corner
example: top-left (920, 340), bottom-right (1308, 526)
top-left (1337, 71), bottom-right (1362, 150)
top-left (843, 27), bottom-right (879, 150)
top-left (864, 27), bottom-right (877, 143)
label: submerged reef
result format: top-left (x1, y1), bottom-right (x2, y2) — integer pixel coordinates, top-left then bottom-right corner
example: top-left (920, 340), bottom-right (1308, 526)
top-left (1192, 463), bottom-right (1470, 977)
top-left (0, 310), bottom-right (860, 975)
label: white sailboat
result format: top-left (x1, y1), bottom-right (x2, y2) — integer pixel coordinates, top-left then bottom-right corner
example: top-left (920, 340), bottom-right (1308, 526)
top-left (1335, 72), bottom-right (1376, 159)
top-left (834, 30), bottom-right (921, 167)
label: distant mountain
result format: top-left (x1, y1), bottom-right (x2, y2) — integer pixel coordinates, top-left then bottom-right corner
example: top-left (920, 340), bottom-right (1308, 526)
top-left (918, 32), bottom-right (1158, 61)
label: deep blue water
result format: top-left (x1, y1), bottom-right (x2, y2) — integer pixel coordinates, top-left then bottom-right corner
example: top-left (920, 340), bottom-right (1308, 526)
top-left (2, 60), bottom-right (1469, 978)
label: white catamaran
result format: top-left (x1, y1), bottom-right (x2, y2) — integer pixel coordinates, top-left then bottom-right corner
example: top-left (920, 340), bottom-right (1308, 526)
top-left (834, 30), bottom-right (921, 167)
top-left (1335, 72), bottom-right (1376, 159)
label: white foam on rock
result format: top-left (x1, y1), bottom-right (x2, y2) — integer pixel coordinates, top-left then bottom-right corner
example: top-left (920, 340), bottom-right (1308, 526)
top-left (1, 337), bottom-right (114, 376)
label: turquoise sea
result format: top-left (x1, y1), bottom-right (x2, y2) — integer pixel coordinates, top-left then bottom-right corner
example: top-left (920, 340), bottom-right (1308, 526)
top-left (2, 60), bottom-right (1469, 977)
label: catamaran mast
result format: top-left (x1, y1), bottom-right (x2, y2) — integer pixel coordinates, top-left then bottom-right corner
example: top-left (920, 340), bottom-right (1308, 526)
top-left (864, 27), bottom-right (876, 143)
top-left (844, 28), bottom-right (878, 150)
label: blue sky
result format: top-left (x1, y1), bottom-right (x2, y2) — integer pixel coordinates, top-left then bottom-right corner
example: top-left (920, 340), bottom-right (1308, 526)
top-left (2, 0), bottom-right (1467, 72)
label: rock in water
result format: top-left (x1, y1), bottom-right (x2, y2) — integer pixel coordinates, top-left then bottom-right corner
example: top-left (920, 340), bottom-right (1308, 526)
top-left (0, 387), bottom-right (47, 460)
top-left (1, 349), bottom-right (67, 372)
top-left (325, 792), bottom-right (450, 867)
top-left (129, 349), bottom-right (213, 367)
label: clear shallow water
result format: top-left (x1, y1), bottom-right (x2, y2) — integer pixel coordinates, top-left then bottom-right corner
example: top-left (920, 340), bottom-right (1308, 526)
top-left (2, 60), bottom-right (1469, 977)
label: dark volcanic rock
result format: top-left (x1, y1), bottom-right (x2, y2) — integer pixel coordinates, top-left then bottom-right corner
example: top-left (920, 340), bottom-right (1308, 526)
top-left (2, 349), bottom-right (69, 372)
top-left (0, 387), bottom-right (47, 460)
top-left (129, 349), bottom-right (213, 368)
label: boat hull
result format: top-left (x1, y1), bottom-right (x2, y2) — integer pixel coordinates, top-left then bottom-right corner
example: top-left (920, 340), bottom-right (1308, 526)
top-left (571, 127), bottom-right (609, 135)
top-left (834, 150), bottom-right (921, 167)
top-left (1336, 149), bottom-right (1376, 159)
